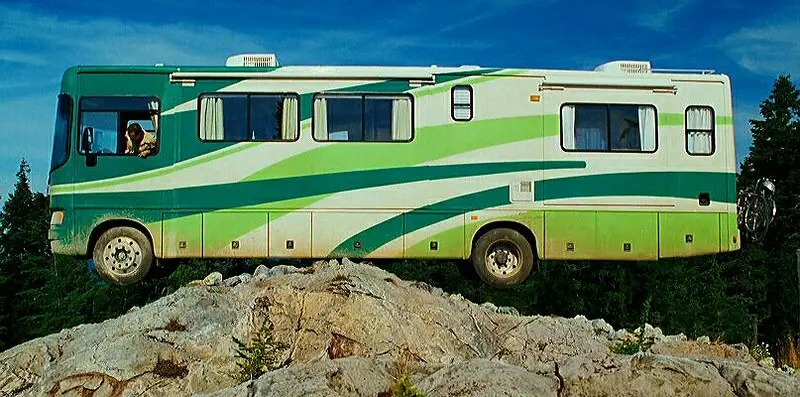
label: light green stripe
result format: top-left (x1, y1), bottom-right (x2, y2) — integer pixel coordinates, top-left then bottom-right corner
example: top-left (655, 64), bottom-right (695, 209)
top-left (407, 225), bottom-right (465, 258)
top-left (659, 113), bottom-right (684, 126)
top-left (244, 115), bottom-right (551, 182)
top-left (658, 113), bottom-right (733, 127)
top-left (208, 194), bottom-right (328, 253)
top-left (51, 142), bottom-right (260, 194)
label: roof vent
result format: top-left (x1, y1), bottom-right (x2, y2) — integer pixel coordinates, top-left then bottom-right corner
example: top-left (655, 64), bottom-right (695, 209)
top-left (594, 60), bottom-right (651, 74)
top-left (226, 53), bottom-right (279, 67)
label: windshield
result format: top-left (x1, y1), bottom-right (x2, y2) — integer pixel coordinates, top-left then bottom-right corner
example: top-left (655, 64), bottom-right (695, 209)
top-left (50, 93), bottom-right (73, 173)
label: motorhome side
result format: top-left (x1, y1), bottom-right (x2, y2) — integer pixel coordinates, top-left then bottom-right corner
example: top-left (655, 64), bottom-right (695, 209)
top-left (46, 56), bottom-right (740, 288)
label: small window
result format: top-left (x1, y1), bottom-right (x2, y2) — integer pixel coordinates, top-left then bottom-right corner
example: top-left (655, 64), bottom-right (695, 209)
top-left (451, 85), bottom-right (473, 121)
top-left (561, 103), bottom-right (657, 153)
top-left (685, 106), bottom-right (715, 155)
top-left (198, 93), bottom-right (299, 142)
top-left (78, 96), bottom-right (160, 158)
top-left (313, 93), bottom-right (412, 142)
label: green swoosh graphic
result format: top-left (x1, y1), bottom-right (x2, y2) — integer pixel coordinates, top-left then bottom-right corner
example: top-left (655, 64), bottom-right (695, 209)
top-left (330, 186), bottom-right (511, 257)
top-left (534, 171), bottom-right (736, 204)
top-left (80, 160), bottom-right (586, 219)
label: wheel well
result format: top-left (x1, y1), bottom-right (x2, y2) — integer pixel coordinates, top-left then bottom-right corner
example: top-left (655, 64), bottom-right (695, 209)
top-left (87, 219), bottom-right (155, 258)
top-left (470, 221), bottom-right (539, 260)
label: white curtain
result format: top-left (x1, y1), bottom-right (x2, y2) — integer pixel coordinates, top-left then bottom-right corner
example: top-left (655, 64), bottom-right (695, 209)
top-left (391, 98), bottom-right (412, 140)
top-left (638, 106), bottom-right (656, 151)
top-left (561, 105), bottom-right (575, 149)
top-left (687, 107), bottom-right (713, 154)
top-left (148, 100), bottom-right (159, 132)
top-left (281, 96), bottom-right (298, 140)
top-left (577, 127), bottom-right (605, 150)
top-left (200, 97), bottom-right (224, 140)
top-left (313, 97), bottom-right (328, 140)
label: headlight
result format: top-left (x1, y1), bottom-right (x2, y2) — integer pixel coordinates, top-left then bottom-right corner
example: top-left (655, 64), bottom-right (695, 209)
top-left (50, 211), bottom-right (64, 225)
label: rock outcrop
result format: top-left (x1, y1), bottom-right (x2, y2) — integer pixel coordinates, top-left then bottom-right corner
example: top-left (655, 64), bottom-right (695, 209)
top-left (1, 258), bottom-right (797, 396)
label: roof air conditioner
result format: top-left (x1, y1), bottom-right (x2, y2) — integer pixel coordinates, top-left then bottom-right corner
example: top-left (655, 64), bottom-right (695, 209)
top-left (226, 53), bottom-right (279, 67)
top-left (594, 60), bottom-right (651, 74)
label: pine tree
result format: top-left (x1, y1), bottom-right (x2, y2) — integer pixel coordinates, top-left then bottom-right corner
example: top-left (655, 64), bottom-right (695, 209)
top-left (0, 159), bottom-right (53, 348)
top-left (738, 74), bottom-right (800, 244)
top-left (737, 74), bottom-right (800, 361)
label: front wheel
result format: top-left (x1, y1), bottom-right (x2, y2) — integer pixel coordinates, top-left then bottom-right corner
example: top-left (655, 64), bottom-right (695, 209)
top-left (92, 226), bottom-right (153, 285)
top-left (470, 228), bottom-right (535, 289)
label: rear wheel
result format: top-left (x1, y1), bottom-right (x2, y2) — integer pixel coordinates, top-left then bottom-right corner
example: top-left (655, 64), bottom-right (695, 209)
top-left (92, 226), bottom-right (153, 285)
top-left (471, 228), bottom-right (535, 289)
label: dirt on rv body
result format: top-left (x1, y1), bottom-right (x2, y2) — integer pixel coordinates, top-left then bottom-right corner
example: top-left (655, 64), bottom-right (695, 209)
top-left (1, 258), bottom-right (797, 397)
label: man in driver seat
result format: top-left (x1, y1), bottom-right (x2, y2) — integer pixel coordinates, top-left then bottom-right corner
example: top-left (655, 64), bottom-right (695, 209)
top-left (125, 123), bottom-right (157, 158)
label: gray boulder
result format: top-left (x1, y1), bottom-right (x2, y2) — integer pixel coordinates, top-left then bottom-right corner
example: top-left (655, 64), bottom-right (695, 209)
top-left (1, 258), bottom-right (797, 397)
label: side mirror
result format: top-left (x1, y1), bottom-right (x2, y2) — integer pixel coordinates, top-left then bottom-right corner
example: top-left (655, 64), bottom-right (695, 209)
top-left (81, 127), bottom-right (97, 167)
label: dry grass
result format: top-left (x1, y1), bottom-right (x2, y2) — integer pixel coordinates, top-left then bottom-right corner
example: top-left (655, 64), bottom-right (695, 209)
top-left (163, 318), bottom-right (186, 332)
top-left (152, 356), bottom-right (189, 378)
top-left (778, 335), bottom-right (800, 369)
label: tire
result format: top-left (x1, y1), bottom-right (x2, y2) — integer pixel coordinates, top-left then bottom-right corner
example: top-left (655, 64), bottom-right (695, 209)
top-left (92, 226), bottom-right (153, 285)
top-left (470, 228), bottom-right (535, 289)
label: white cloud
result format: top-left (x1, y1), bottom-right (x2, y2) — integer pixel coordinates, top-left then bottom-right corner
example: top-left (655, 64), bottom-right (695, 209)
top-left (0, 5), bottom-right (267, 67)
top-left (635, 0), bottom-right (695, 31)
top-left (723, 18), bottom-right (800, 77)
top-left (0, 3), bottom-right (491, 69)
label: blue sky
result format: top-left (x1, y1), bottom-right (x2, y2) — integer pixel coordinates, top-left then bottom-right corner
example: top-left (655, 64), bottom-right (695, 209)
top-left (0, 0), bottom-right (798, 200)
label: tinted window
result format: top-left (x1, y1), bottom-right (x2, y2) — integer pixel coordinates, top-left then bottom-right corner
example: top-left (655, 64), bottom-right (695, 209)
top-left (562, 103), bottom-right (657, 153)
top-left (609, 105), bottom-right (641, 151)
top-left (251, 95), bottom-right (284, 140)
top-left (574, 105), bottom-right (608, 150)
top-left (326, 96), bottom-right (363, 141)
top-left (365, 97), bottom-right (395, 141)
top-left (199, 93), bottom-right (299, 141)
top-left (313, 94), bottom-right (412, 142)
top-left (50, 94), bottom-right (72, 172)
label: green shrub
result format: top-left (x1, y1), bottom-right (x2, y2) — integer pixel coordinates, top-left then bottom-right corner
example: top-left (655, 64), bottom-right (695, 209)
top-left (230, 317), bottom-right (289, 383)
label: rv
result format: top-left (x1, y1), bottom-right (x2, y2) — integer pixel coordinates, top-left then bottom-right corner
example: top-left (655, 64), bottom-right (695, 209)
top-left (47, 54), bottom-right (739, 288)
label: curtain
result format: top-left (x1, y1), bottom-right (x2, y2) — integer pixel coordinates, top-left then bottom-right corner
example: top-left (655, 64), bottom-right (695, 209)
top-left (281, 96), bottom-right (298, 140)
top-left (200, 97), bottom-right (224, 140)
top-left (638, 106), bottom-right (656, 151)
top-left (577, 127), bottom-right (605, 150)
top-left (561, 105), bottom-right (575, 149)
top-left (391, 98), bottom-right (412, 140)
top-left (148, 100), bottom-right (159, 132)
top-left (686, 107), bottom-right (713, 154)
top-left (313, 97), bottom-right (328, 140)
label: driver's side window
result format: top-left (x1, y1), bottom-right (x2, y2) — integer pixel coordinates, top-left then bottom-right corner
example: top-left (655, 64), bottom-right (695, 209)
top-left (78, 96), bottom-right (160, 158)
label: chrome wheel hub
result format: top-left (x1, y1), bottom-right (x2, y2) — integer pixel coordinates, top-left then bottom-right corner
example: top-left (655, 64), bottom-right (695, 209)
top-left (103, 237), bottom-right (142, 274)
top-left (486, 242), bottom-right (521, 279)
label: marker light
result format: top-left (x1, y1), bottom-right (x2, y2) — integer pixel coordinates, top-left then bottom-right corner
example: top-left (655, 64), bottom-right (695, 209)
top-left (50, 211), bottom-right (64, 225)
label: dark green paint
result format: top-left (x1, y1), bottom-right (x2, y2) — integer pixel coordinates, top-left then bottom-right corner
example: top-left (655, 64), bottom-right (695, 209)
top-left (330, 186), bottom-right (510, 256)
top-left (535, 171), bottom-right (737, 204)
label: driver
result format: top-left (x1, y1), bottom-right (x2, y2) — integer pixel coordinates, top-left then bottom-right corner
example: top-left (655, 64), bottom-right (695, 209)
top-left (125, 123), bottom-right (157, 158)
